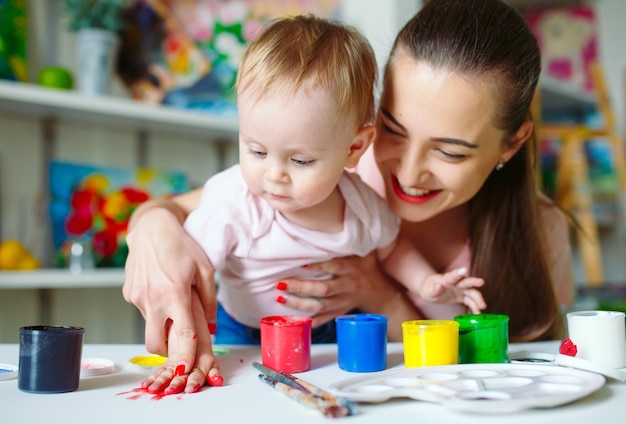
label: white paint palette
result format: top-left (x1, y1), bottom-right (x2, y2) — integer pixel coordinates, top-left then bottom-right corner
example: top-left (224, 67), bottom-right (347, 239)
top-left (328, 363), bottom-right (605, 413)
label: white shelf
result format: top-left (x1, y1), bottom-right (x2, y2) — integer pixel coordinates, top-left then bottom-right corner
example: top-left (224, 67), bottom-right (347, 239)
top-left (0, 80), bottom-right (239, 139)
top-left (0, 268), bottom-right (125, 289)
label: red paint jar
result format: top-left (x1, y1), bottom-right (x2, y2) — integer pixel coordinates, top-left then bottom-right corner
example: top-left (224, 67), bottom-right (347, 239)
top-left (260, 315), bottom-right (312, 373)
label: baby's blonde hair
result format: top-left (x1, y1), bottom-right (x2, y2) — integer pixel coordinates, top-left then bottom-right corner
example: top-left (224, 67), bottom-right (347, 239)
top-left (235, 14), bottom-right (377, 127)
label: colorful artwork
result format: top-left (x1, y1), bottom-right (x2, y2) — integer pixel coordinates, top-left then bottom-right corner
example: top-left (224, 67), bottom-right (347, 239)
top-left (539, 137), bottom-right (618, 225)
top-left (0, 0), bottom-right (28, 82)
top-left (116, 0), bottom-right (339, 115)
top-left (526, 6), bottom-right (597, 93)
top-left (49, 161), bottom-right (189, 268)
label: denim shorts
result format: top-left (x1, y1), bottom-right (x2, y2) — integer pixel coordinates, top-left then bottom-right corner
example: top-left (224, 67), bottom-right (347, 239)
top-left (214, 303), bottom-right (342, 345)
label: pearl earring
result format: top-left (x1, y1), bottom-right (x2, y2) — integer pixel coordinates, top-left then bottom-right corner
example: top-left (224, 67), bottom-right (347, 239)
top-left (495, 161), bottom-right (505, 171)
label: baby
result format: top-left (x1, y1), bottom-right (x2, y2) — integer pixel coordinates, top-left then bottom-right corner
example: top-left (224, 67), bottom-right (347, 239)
top-left (147, 14), bottom-right (485, 394)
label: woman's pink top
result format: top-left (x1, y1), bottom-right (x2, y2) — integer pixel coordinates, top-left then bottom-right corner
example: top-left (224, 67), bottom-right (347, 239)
top-left (355, 147), bottom-right (574, 318)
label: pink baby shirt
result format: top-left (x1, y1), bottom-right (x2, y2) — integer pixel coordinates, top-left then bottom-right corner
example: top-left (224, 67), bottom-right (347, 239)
top-left (184, 164), bottom-right (401, 328)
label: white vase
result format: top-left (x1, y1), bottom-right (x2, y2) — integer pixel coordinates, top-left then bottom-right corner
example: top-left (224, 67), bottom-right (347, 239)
top-left (76, 28), bottom-right (118, 95)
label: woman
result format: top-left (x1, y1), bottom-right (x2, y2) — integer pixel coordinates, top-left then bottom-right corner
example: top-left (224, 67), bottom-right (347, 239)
top-left (123, 0), bottom-right (573, 391)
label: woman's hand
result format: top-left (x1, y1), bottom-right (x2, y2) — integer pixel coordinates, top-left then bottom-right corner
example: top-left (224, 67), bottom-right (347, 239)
top-left (122, 204), bottom-right (216, 372)
top-left (276, 251), bottom-right (420, 340)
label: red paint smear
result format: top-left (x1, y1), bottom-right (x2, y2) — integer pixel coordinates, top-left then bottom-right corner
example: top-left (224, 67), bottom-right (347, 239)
top-left (239, 358), bottom-right (244, 364)
top-left (116, 387), bottom-right (186, 401)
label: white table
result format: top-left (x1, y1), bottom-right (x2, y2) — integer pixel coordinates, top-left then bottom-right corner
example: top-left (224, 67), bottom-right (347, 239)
top-left (0, 341), bottom-right (622, 424)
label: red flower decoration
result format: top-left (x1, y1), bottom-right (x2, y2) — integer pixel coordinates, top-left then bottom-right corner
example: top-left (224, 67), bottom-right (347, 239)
top-left (559, 338), bottom-right (578, 356)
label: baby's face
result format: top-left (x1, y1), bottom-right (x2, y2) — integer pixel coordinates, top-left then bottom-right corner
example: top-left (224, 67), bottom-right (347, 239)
top-left (237, 86), bottom-right (357, 216)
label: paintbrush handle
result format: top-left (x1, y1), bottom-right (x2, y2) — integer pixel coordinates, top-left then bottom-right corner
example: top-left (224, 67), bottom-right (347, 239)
top-left (253, 361), bottom-right (309, 392)
top-left (259, 375), bottom-right (351, 418)
top-left (253, 361), bottom-right (357, 415)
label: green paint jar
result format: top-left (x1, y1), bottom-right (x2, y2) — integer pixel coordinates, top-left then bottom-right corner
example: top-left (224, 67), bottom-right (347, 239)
top-left (454, 314), bottom-right (509, 364)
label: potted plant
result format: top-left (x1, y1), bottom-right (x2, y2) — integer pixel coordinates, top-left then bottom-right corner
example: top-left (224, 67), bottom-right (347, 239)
top-left (62, 0), bottom-right (125, 95)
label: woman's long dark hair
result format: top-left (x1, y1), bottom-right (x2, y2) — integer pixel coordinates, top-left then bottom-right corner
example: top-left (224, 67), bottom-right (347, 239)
top-left (389, 0), bottom-right (562, 341)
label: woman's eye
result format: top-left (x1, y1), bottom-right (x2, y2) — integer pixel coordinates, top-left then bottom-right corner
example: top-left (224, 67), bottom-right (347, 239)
top-left (292, 158), bottom-right (314, 166)
top-left (249, 148), bottom-right (266, 158)
top-left (381, 122), bottom-right (403, 136)
top-left (438, 149), bottom-right (466, 160)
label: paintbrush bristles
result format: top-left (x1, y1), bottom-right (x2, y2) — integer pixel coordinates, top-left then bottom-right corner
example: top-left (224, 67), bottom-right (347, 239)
top-left (258, 374), bottom-right (351, 418)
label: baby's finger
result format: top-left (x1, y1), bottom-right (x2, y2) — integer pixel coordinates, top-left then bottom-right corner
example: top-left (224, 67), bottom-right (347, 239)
top-left (145, 364), bottom-right (176, 393)
top-left (164, 374), bottom-right (188, 395)
top-left (184, 367), bottom-right (208, 393)
top-left (456, 277), bottom-right (485, 289)
top-left (207, 367), bottom-right (224, 387)
top-left (464, 289), bottom-right (487, 313)
top-left (437, 267), bottom-right (470, 286)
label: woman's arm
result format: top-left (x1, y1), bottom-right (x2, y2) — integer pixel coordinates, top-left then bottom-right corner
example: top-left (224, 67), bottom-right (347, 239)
top-left (122, 188), bottom-right (215, 373)
top-left (278, 251), bottom-right (423, 341)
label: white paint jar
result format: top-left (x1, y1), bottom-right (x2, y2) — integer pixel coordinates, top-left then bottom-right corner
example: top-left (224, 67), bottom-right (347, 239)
top-left (566, 310), bottom-right (626, 369)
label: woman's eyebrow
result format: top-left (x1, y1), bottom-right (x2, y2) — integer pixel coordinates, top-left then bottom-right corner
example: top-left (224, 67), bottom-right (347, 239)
top-left (382, 107), bottom-right (478, 149)
top-left (381, 107), bottom-right (406, 130)
top-left (432, 137), bottom-right (479, 149)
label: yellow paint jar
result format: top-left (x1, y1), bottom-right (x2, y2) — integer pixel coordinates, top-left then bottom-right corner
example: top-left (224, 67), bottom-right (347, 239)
top-left (401, 320), bottom-right (459, 367)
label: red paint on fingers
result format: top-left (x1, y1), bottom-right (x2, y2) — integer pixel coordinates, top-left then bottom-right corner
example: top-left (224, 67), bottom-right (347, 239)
top-left (165, 384), bottom-right (185, 395)
top-left (207, 374), bottom-right (224, 386)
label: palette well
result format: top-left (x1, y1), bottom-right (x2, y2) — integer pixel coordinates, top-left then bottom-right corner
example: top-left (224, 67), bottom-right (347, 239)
top-left (81, 358), bottom-right (116, 376)
top-left (328, 363), bottom-right (605, 413)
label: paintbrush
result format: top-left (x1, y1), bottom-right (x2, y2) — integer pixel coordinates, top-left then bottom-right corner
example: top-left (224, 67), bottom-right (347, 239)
top-left (258, 374), bottom-right (351, 418)
top-left (252, 361), bottom-right (358, 415)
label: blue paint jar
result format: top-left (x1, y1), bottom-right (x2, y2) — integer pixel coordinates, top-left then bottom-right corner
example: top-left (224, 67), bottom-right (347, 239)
top-left (336, 314), bottom-right (387, 372)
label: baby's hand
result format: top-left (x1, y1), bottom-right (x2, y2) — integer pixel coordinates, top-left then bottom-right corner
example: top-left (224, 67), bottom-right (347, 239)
top-left (421, 267), bottom-right (486, 313)
top-left (142, 289), bottom-right (223, 394)
top-left (141, 352), bottom-right (222, 395)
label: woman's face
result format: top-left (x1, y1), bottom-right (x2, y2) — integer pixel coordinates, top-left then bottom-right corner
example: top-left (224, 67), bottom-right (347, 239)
top-left (375, 57), bottom-right (515, 223)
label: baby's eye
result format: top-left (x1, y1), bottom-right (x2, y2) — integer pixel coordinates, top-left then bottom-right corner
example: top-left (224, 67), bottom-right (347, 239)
top-left (248, 148), bottom-right (266, 158)
top-left (292, 158), bottom-right (314, 166)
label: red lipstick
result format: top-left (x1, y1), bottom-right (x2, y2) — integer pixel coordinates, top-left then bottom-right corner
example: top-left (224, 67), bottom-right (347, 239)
top-left (391, 176), bottom-right (440, 204)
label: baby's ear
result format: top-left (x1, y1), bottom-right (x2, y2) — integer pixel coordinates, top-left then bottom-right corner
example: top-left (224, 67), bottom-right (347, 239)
top-left (346, 125), bottom-right (376, 168)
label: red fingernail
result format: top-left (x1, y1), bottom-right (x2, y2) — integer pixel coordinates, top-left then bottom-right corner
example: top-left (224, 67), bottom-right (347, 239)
top-left (301, 264), bottom-right (308, 268)
top-left (174, 364), bottom-right (185, 377)
top-left (276, 295), bottom-right (287, 304)
top-left (191, 383), bottom-right (202, 392)
top-left (276, 281), bottom-right (287, 291)
top-left (208, 322), bottom-right (217, 334)
top-left (207, 374), bottom-right (224, 386)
